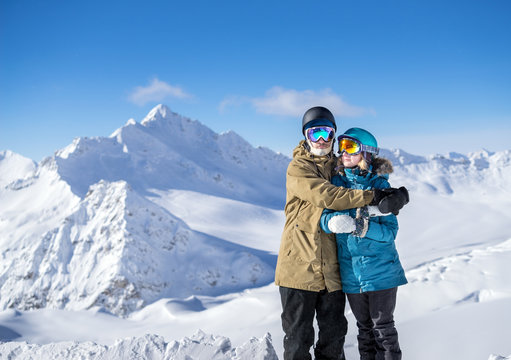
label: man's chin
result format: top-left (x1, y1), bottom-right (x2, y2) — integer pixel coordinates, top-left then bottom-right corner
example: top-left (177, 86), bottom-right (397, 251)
top-left (309, 147), bottom-right (331, 156)
top-left (306, 139), bottom-right (333, 156)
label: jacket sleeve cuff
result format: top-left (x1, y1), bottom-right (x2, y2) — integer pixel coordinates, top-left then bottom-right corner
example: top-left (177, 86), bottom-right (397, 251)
top-left (354, 206), bottom-right (369, 237)
top-left (365, 190), bottom-right (375, 206)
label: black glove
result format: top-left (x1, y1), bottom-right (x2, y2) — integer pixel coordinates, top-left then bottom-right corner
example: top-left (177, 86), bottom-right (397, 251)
top-left (371, 187), bottom-right (409, 215)
top-left (370, 188), bottom-right (394, 205)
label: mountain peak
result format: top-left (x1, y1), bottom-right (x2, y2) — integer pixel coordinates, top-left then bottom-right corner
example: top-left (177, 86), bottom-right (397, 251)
top-left (0, 150), bottom-right (37, 188)
top-left (468, 148), bottom-right (495, 159)
top-left (141, 104), bottom-right (173, 125)
top-left (379, 148), bottom-right (427, 165)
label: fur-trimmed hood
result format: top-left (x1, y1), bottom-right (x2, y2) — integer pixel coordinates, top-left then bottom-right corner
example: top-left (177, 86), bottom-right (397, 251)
top-left (370, 157), bottom-right (394, 176)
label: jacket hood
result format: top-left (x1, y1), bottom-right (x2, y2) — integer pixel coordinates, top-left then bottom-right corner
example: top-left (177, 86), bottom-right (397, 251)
top-left (292, 140), bottom-right (308, 158)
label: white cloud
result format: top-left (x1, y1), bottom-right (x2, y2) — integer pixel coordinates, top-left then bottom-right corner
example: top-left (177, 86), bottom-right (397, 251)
top-left (247, 86), bottom-right (371, 117)
top-left (128, 78), bottom-right (192, 106)
top-left (218, 95), bottom-right (249, 113)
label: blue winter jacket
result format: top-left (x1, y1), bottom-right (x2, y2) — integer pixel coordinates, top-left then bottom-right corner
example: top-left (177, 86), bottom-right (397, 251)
top-left (320, 158), bottom-right (408, 294)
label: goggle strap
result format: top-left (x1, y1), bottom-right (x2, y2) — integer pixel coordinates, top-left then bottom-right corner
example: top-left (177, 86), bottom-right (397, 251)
top-left (338, 136), bottom-right (379, 155)
top-left (360, 144), bottom-right (379, 155)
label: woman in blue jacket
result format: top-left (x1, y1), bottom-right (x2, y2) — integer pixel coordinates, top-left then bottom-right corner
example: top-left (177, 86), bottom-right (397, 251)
top-left (320, 128), bottom-right (407, 360)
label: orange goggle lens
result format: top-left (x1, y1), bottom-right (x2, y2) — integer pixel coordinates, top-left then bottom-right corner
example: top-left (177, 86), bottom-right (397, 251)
top-left (339, 138), bottom-right (361, 155)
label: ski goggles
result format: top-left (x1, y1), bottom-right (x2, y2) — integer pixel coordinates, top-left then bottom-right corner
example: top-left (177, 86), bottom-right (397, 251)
top-left (306, 126), bottom-right (335, 143)
top-left (338, 136), bottom-right (379, 155)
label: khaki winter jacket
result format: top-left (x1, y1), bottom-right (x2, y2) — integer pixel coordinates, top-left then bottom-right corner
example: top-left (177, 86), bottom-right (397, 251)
top-left (274, 141), bottom-right (374, 292)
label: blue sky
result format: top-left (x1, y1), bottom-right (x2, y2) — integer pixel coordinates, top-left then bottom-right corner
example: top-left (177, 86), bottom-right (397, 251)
top-left (1, 0), bottom-right (510, 161)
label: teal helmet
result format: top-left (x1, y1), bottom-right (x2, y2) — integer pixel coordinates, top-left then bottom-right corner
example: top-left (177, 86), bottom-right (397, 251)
top-left (337, 128), bottom-right (379, 159)
top-left (341, 128), bottom-right (378, 148)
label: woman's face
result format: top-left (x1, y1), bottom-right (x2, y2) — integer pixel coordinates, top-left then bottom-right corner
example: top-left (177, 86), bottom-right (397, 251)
top-left (342, 152), bottom-right (362, 168)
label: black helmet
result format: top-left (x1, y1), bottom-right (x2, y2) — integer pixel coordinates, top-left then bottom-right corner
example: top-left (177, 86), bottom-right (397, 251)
top-left (302, 106), bottom-right (336, 135)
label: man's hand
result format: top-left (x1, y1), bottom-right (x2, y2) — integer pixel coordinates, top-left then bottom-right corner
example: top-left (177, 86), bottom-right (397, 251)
top-left (371, 187), bottom-right (409, 215)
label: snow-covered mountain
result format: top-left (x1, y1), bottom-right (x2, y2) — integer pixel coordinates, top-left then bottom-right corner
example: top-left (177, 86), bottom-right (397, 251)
top-left (1, 105), bottom-right (511, 359)
top-left (0, 105), bottom-right (284, 317)
top-left (0, 151), bottom-right (37, 188)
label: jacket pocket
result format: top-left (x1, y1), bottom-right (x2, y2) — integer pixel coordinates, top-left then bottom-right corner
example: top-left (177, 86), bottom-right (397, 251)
top-left (288, 219), bottom-right (316, 263)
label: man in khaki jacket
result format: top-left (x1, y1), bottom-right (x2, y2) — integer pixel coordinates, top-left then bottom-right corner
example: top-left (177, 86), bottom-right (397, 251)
top-left (275, 106), bottom-right (406, 360)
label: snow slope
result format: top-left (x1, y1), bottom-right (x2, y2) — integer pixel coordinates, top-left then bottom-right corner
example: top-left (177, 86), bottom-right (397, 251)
top-left (0, 180), bottom-right (275, 317)
top-left (1, 105), bottom-right (511, 359)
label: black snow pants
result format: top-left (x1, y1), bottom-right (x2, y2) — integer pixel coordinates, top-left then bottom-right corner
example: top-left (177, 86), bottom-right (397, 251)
top-left (279, 286), bottom-right (347, 360)
top-left (346, 287), bottom-right (402, 360)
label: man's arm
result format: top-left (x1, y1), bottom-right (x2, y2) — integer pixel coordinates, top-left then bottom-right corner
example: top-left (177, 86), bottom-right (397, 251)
top-left (286, 159), bottom-right (373, 211)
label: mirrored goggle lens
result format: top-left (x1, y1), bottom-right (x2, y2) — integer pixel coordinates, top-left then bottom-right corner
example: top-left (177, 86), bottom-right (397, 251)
top-left (306, 127), bottom-right (335, 142)
top-left (339, 138), bottom-right (361, 154)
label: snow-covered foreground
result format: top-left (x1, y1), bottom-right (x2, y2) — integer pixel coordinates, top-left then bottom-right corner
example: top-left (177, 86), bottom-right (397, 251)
top-left (1, 189), bottom-right (511, 359)
top-left (0, 328), bottom-right (277, 360)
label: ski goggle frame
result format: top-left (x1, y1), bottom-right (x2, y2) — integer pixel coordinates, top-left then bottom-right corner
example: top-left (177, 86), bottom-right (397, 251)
top-left (306, 126), bottom-right (335, 143)
top-left (338, 136), bottom-right (379, 155)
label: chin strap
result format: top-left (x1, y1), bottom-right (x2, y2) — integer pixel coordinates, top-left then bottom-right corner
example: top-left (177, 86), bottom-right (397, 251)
top-left (303, 140), bottom-right (311, 152)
